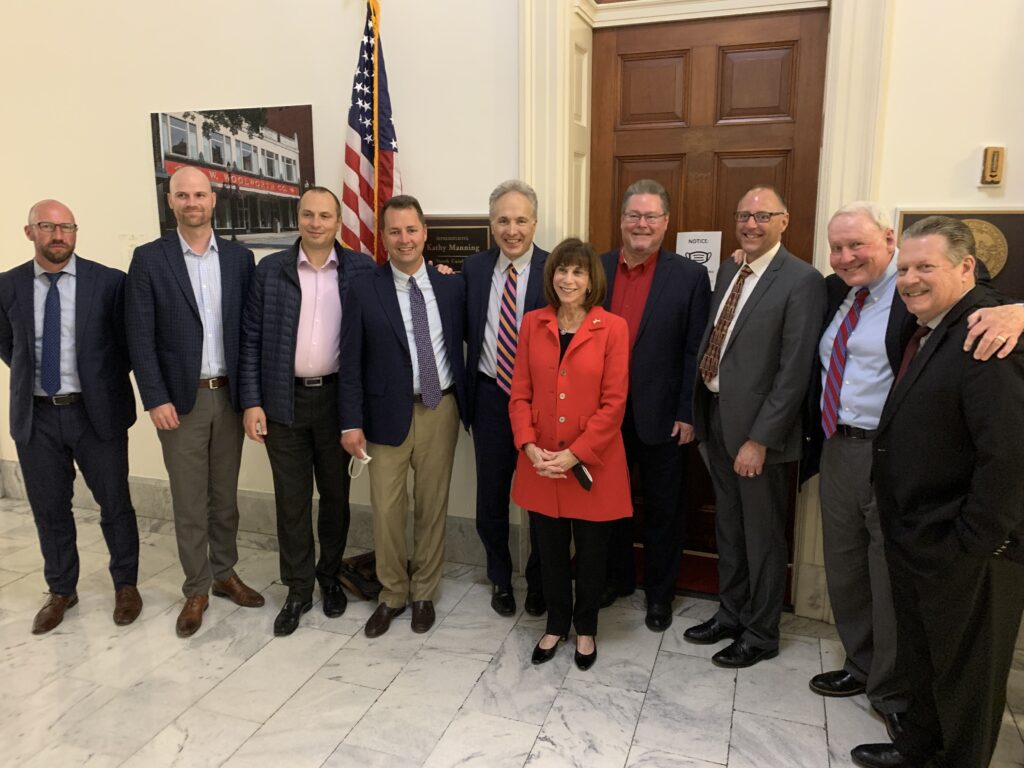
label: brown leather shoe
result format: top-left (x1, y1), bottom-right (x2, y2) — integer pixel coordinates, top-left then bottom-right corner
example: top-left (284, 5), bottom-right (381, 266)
top-left (364, 602), bottom-right (405, 638)
top-left (212, 574), bottom-right (265, 608)
top-left (411, 600), bottom-right (435, 633)
top-left (113, 585), bottom-right (143, 626)
top-left (32, 592), bottom-right (78, 635)
top-left (176, 595), bottom-right (209, 638)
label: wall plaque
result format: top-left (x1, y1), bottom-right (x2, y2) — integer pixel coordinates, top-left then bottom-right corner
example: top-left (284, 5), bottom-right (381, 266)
top-left (425, 216), bottom-right (491, 272)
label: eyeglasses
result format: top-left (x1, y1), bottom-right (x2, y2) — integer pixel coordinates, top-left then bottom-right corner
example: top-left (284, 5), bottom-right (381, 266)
top-left (734, 211), bottom-right (786, 224)
top-left (623, 212), bottom-right (667, 224)
top-left (33, 222), bottom-right (78, 233)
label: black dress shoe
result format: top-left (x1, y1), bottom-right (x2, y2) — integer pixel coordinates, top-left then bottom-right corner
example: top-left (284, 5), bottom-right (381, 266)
top-left (809, 669), bottom-right (866, 697)
top-left (711, 638), bottom-right (779, 668)
top-left (531, 634), bottom-right (567, 665)
top-left (274, 597), bottom-right (313, 636)
top-left (491, 585), bottom-right (516, 616)
top-left (411, 600), bottom-right (435, 633)
top-left (881, 711), bottom-right (906, 742)
top-left (574, 638), bottom-right (597, 671)
top-left (599, 583), bottom-right (634, 609)
top-left (645, 602), bottom-right (673, 632)
top-left (524, 590), bottom-right (546, 616)
top-left (683, 617), bottom-right (742, 645)
top-left (365, 602), bottom-right (405, 638)
top-left (850, 743), bottom-right (913, 767)
top-left (322, 583), bottom-right (348, 618)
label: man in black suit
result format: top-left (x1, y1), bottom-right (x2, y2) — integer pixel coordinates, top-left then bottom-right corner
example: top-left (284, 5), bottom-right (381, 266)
top-left (340, 195), bottom-right (467, 638)
top-left (126, 166), bottom-right (263, 638)
top-left (688, 186), bottom-right (826, 668)
top-left (600, 179), bottom-right (711, 632)
top-left (852, 216), bottom-right (1024, 768)
top-left (0, 200), bottom-right (140, 634)
top-left (463, 179), bottom-right (548, 617)
top-left (239, 187), bottom-right (375, 636)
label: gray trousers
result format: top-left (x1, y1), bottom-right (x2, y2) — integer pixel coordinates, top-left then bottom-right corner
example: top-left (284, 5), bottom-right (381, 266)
top-left (820, 433), bottom-right (907, 713)
top-left (157, 387), bottom-right (244, 597)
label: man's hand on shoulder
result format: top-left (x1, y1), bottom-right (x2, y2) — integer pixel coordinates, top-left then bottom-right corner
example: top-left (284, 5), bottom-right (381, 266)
top-left (965, 304), bottom-right (1024, 360)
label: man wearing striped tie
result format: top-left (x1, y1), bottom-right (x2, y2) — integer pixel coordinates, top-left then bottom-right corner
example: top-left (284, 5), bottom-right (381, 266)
top-left (800, 202), bottom-right (1024, 744)
top-left (463, 181), bottom-right (549, 617)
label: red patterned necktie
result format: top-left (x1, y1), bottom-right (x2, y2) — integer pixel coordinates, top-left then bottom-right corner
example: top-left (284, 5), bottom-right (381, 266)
top-left (894, 325), bottom-right (932, 386)
top-left (495, 266), bottom-right (518, 395)
top-left (699, 264), bottom-right (753, 382)
top-left (821, 287), bottom-right (870, 438)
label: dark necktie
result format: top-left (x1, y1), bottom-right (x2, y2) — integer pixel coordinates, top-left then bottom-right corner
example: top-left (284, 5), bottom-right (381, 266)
top-left (698, 264), bottom-right (753, 382)
top-left (408, 276), bottom-right (442, 409)
top-left (41, 272), bottom-right (63, 396)
top-left (495, 266), bottom-right (518, 395)
top-left (821, 287), bottom-right (870, 438)
top-left (894, 325), bottom-right (932, 386)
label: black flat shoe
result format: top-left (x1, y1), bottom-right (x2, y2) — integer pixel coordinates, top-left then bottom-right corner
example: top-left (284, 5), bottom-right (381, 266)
top-left (645, 602), bottom-right (673, 632)
top-left (683, 617), bottom-right (742, 645)
top-left (809, 669), bottom-right (865, 697)
top-left (322, 583), bottom-right (348, 618)
top-left (274, 597), bottom-right (313, 636)
top-left (574, 639), bottom-right (597, 671)
top-left (711, 638), bottom-right (778, 668)
top-left (531, 634), bottom-right (567, 665)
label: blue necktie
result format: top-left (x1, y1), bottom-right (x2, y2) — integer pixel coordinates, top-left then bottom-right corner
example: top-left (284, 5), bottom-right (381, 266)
top-left (408, 276), bottom-right (442, 409)
top-left (41, 272), bottom-right (63, 396)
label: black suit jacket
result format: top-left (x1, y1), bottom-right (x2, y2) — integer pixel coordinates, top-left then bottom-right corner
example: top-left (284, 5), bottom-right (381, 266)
top-left (872, 287), bottom-right (1024, 566)
top-left (463, 245), bottom-right (548, 422)
top-left (339, 262), bottom-right (468, 446)
top-left (126, 232), bottom-right (254, 415)
top-left (601, 248), bottom-right (711, 444)
top-left (0, 256), bottom-right (136, 444)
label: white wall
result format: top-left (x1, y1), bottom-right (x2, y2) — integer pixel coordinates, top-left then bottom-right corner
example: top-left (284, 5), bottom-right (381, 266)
top-left (0, 0), bottom-right (518, 515)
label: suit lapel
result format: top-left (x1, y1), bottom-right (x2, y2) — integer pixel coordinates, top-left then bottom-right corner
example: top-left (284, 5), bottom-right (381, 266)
top-left (474, 250), bottom-right (500, 351)
top-left (635, 250), bottom-right (671, 345)
top-left (74, 257), bottom-right (95, 354)
top-left (427, 267), bottom-right (455, 355)
top-left (725, 252), bottom-right (783, 349)
top-left (524, 248), bottom-right (547, 312)
top-left (376, 264), bottom-right (411, 356)
top-left (561, 308), bottom-right (605, 360)
top-left (217, 237), bottom-right (238, 336)
top-left (15, 263), bottom-right (36, 366)
top-left (164, 235), bottom-right (200, 319)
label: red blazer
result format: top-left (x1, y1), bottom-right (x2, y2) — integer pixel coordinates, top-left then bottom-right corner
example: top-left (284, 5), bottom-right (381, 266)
top-left (509, 305), bottom-right (633, 522)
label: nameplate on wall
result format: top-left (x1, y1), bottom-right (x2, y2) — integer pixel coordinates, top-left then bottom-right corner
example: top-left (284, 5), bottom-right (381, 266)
top-left (425, 216), bottom-right (492, 272)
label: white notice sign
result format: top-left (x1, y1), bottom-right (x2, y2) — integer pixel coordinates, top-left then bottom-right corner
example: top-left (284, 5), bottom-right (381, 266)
top-left (676, 231), bottom-right (722, 289)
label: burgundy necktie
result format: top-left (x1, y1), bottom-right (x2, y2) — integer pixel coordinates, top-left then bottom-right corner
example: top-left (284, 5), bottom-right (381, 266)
top-left (699, 265), bottom-right (753, 382)
top-left (821, 287), bottom-right (870, 438)
top-left (894, 325), bottom-right (932, 386)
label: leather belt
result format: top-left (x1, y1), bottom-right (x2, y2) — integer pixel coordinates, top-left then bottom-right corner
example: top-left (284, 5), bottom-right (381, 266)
top-left (34, 393), bottom-right (82, 406)
top-left (296, 373), bottom-right (338, 388)
top-left (414, 385), bottom-right (455, 404)
top-left (199, 376), bottom-right (228, 389)
top-left (834, 424), bottom-right (877, 440)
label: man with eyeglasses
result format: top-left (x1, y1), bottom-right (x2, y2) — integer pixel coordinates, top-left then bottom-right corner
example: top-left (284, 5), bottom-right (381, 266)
top-left (0, 200), bottom-right (141, 634)
top-left (687, 185), bottom-right (826, 668)
top-left (599, 178), bottom-right (711, 632)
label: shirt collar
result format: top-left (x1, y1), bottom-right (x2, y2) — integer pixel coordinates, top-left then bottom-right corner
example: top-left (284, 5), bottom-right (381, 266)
top-left (743, 241), bottom-right (781, 276)
top-left (177, 230), bottom-right (218, 257)
top-left (393, 259), bottom-right (428, 290)
top-left (298, 245), bottom-right (338, 269)
top-left (34, 253), bottom-right (77, 278)
top-left (498, 245), bottom-right (534, 275)
top-left (619, 248), bottom-right (659, 271)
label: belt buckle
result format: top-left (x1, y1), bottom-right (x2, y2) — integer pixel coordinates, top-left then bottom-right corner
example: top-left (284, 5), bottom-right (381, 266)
top-left (303, 376), bottom-right (323, 388)
top-left (53, 394), bottom-right (74, 405)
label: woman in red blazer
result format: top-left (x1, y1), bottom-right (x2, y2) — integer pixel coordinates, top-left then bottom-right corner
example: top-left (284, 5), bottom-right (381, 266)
top-left (509, 238), bottom-right (632, 670)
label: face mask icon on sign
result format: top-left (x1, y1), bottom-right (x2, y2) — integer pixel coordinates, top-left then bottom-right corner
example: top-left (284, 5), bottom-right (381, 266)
top-left (686, 250), bottom-right (711, 264)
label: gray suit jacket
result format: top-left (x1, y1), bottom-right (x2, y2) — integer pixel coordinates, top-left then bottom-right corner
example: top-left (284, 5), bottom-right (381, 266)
top-left (693, 245), bottom-right (826, 463)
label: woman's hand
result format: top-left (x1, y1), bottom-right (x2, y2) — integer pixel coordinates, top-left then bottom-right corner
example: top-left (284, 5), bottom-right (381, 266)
top-left (528, 447), bottom-right (579, 479)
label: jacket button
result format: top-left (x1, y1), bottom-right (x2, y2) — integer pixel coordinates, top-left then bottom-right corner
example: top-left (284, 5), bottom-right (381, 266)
top-left (558, 440), bottom-right (566, 447)
top-left (559, 416), bottom-right (566, 423)
top-left (560, 369), bottom-right (567, 376)
top-left (559, 393), bottom-right (566, 400)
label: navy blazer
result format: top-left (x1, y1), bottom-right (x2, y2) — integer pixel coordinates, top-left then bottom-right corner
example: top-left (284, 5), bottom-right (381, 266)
top-left (126, 232), bottom-right (254, 415)
top-left (462, 245), bottom-right (548, 422)
top-left (601, 248), bottom-right (711, 444)
top-left (238, 239), bottom-right (375, 426)
top-left (340, 261), bottom-right (467, 446)
top-left (0, 256), bottom-right (136, 444)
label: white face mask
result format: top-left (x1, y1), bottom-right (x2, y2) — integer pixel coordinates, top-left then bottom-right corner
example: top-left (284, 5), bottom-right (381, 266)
top-left (348, 452), bottom-right (372, 479)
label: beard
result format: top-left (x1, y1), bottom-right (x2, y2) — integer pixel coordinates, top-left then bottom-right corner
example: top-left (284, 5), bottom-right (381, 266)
top-left (39, 243), bottom-right (73, 266)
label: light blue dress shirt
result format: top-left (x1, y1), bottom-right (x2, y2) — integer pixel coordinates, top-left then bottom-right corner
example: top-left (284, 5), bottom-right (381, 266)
top-left (392, 260), bottom-right (453, 394)
top-left (479, 246), bottom-right (533, 377)
top-left (178, 232), bottom-right (227, 378)
top-left (33, 254), bottom-right (81, 395)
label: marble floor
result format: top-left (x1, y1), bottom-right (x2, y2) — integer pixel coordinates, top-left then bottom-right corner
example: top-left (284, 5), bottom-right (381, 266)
top-left (0, 497), bottom-right (1022, 768)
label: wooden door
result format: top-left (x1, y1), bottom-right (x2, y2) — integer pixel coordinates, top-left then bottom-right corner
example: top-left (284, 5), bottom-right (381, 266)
top-left (589, 9), bottom-right (829, 597)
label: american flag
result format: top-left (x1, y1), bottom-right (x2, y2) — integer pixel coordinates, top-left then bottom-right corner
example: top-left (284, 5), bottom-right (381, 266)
top-left (341, 0), bottom-right (402, 263)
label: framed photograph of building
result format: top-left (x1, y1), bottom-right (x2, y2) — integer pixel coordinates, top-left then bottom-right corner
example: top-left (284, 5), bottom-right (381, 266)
top-left (149, 106), bottom-right (315, 252)
top-left (896, 209), bottom-right (1024, 299)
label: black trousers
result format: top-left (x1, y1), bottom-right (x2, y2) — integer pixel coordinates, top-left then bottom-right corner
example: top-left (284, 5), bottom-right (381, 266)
top-left (264, 381), bottom-right (351, 601)
top-left (532, 512), bottom-right (611, 636)
top-left (888, 544), bottom-right (1024, 768)
top-left (606, 403), bottom-right (688, 604)
top-left (703, 395), bottom-right (788, 651)
top-left (17, 400), bottom-right (138, 594)
top-left (471, 373), bottom-right (541, 591)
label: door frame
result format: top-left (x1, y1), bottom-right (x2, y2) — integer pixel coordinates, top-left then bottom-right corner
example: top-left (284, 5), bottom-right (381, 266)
top-left (518, 0), bottom-right (893, 622)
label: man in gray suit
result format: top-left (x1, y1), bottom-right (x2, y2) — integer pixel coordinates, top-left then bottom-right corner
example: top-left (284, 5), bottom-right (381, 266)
top-left (687, 186), bottom-right (826, 668)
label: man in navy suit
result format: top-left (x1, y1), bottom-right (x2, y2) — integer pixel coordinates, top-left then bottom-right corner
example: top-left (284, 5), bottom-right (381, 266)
top-left (340, 195), bottom-right (467, 638)
top-left (463, 180), bottom-right (548, 617)
top-left (0, 200), bottom-right (140, 634)
top-left (239, 187), bottom-right (375, 636)
top-left (601, 179), bottom-right (711, 632)
top-left (126, 166), bottom-right (263, 638)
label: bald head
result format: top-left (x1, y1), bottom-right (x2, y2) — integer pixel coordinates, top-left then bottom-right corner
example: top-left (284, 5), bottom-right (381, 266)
top-left (169, 165), bottom-right (213, 195)
top-left (25, 199), bottom-right (77, 270)
top-left (167, 166), bottom-right (216, 233)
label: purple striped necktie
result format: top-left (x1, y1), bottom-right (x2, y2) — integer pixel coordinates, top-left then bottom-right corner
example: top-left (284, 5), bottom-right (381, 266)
top-left (408, 276), bottom-right (442, 409)
top-left (821, 287), bottom-right (870, 438)
top-left (495, 266), bottom-right (518, 395)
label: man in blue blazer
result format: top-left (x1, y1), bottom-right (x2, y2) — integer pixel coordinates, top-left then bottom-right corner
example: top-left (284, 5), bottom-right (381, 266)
top-left (463, 180), bottom-right (548, 617)
top-left (126, 166), bottom-right (263, 638)
top-left (0, 200), bottom-right (140, 634)
top-left (239, 187), bottom-right (375, 636)
top-left (340, 195), bottom-right (467, 638)
top-left (601, 179), bottom-right (711, 632)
